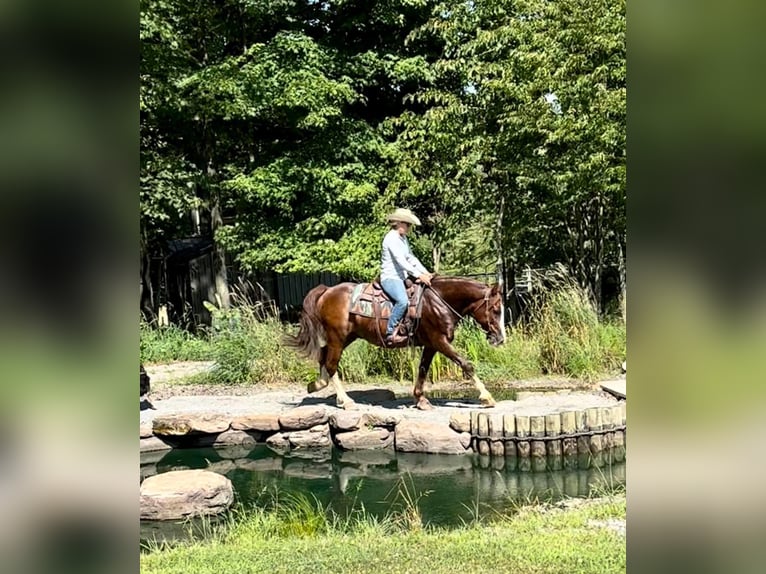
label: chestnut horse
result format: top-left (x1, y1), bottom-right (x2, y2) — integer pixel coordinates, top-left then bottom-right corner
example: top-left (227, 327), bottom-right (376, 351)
top-left (285, 276), bottom-right (506, 410)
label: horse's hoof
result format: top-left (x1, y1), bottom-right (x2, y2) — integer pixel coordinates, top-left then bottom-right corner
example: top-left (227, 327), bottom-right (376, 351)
top-left (307, 380), bottom-right (329, 394)
top-left (480, 395), bottom-right (496, 408)
top-left (339, 399), bottom-right (358, 410)
top-left (416, 397), bottom-right (434, 410)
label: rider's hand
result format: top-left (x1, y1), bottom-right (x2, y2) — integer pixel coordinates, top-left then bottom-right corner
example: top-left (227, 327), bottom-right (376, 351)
top-left (418, 272), bottom-right (432, 286)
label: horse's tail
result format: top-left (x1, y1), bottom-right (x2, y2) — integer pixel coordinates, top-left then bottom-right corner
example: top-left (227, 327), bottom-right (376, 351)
top-left (283, 284), bottom-right (329, 362)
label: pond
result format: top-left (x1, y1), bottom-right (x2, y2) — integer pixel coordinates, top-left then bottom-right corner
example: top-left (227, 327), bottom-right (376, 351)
top-left (141, 443), bottom-right (625, 546)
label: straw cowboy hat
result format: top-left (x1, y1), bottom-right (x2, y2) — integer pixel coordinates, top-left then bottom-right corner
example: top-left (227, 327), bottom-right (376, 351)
top-left (386, 208), bottom-right (422, 226)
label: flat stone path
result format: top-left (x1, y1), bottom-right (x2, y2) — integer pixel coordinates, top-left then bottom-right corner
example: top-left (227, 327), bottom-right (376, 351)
top-left (600, 379), bottom-right (626, 399)
top-left (141, 385), bottom-right (622, 440)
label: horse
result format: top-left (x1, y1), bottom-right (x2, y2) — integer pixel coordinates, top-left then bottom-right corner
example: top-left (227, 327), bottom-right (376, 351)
top-left (284, 275), bottom-right (506, 410)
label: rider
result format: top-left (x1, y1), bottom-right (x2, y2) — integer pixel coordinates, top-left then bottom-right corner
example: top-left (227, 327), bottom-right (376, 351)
top-left (380, 208), bottom-right (433, 346)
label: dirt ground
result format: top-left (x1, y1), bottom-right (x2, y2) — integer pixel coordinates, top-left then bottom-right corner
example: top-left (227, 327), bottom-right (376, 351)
top-left (142, 360), bottom-right (619, 401)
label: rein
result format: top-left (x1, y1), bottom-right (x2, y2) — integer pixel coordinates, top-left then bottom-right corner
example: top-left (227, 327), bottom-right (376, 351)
top-left (427, 284), bottom-right (490, 321)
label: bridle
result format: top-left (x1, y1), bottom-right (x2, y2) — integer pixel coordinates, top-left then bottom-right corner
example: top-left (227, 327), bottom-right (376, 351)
top-left (427, 284), bottom-right (494, 324)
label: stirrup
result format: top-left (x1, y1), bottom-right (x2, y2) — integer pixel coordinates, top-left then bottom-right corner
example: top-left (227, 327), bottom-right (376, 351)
top-left (385, 332), bottom-right (408, 346)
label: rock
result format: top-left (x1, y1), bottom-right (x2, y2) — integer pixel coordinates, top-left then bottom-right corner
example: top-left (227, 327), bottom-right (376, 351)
top-left (362, 410), bottom-right (402, 428)
top-left (265, 432), bottom-right (291, 453)
top-left (279, 406), bottom-right (329, 430)
top-left (329, 410), bottom-right (362, 432)
top-left (140, 436), bottom-right (171, 453)
top-left (211, 430), bottom-right (259, 447)
top-left (266, 424), bottom-right (331, 452)
top-left (288, 423), bottom-right (331, 449)
top-left (140, 470), bottom-right (234, 520)
top-left (449, 412), bottom-right (471, 433)
top-left (152, 414), bottom-right (231, 436)
top-left (329, 409), bottom-right (401, 432)
top-left (231, 413), bottom-right (280, 432)
top-left (334, 428), bottom-right (393, 450)
top-left (140, 421), bottom-right (154, 438)
top-left (395, 420), bottom-right (471, 454)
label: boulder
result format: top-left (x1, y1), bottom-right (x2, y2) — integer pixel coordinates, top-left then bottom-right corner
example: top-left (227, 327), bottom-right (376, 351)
top-left (328, 409), bottom-right (402, 432)
top-left (279, 406), bottom-right (329, 430)
top-left (287, 423), bottom-right (331, 449)
top-left (140, 421), bottom-right (154, 438)
top-left (266, 424), bottom-right (331, 452)
top-left (362, 410), bottom-right (402, 428)
top-left (329, 410), bottom-right (363, 432)
top-left (140, 436), bottom-right (171, 453)
top-left (449, 412), bottom-right (471, 433)
top-left (334, 428), bottom-right (393, 450)
top-left (152, 414), bottom-right (230, 436)
top-left (395, 420), bottom-right (471, 454)
top-left (211, 430), bottom-right (259, 447)
top-left (140, 470), bottom-right (234, 520)
top-left (231, 413), bottom-right (280, 432)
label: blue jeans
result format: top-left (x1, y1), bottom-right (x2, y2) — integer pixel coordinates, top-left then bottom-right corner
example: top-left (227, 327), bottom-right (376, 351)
top-left (381, 278), bottom-right (408, 336)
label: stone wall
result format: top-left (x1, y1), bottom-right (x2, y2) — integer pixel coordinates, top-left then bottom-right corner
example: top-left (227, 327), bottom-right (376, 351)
top-left (141, 395), bottom-right (626, 471)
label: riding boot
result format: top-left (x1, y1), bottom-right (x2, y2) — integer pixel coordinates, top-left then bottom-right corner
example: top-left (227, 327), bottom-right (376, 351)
top-left (385, 330), bottom-right (408, 346)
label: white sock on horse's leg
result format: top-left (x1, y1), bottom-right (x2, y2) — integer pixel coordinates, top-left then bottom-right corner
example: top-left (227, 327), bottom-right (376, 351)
top-left (307, 366), bottom-right (330, 393)
top-left (472, 375), bottom-right (496, 406)
top-left (330, 372), bottom-right (355, 408)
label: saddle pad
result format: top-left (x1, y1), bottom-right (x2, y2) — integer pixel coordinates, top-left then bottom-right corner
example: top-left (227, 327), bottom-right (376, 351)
top-left (349, 283), bottom-right (393, 318)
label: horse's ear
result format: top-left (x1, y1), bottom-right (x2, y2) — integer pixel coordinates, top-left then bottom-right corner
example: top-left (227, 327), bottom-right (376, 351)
top-left (490, 284), bottom-right (500, 295)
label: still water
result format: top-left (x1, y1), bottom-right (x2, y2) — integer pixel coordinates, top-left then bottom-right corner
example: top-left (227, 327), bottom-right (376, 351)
top-left (141, 443), bottom-right (625, 545)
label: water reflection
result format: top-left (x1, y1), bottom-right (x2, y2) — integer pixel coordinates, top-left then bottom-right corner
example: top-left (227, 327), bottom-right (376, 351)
top-left (141, 444), bottom-right (625, 545)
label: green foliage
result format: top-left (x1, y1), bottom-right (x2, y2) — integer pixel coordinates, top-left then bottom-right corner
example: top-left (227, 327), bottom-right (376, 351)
top-left (527, 269), bottom-right (626, 380)
top-left (139, 320), bottom-right (214, 364)
top-left (195, 301), bottom-right (316, 385)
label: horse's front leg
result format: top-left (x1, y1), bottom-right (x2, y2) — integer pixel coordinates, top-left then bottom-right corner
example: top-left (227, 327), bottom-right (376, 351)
top-left (433, 339), bottom-right (496, 407)
top-left (414, 347), bottom-right (436, 410)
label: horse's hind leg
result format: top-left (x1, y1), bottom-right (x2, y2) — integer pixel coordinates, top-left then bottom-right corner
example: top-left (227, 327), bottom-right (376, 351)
top-left (307, 346), bottom-right (330, 393)
top-left (325, 340), bottom-right (357, 410)
top-left (413, 347), bottom-right (436, 410)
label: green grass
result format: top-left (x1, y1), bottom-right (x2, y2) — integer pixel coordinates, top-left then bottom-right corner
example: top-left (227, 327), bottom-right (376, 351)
top-left (140, 321), bottom-right (215, 364)
top-left (141, 493), bottom-right (626, 574)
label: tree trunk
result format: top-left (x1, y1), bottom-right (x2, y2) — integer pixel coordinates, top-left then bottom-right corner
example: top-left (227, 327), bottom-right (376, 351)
top-left (432, 244), bottom-right (441, 273)
top-left (617, 235), bottom-right (627, 323)
top-left (140, 233), bottom-right (155, 319)
top-left (210, 196), bottom-right (231, 310)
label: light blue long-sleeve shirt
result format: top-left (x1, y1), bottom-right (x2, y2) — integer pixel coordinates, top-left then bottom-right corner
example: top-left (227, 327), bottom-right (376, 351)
top-left (380, 229), bottom-right (428, 281)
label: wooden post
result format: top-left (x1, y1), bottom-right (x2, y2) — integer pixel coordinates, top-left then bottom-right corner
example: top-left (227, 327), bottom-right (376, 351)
top-left (586, 407), bottom-right (604, 468)
top-left (601, 407), bottom-right (615, 451)
top-left (561, 411), bottom-right (578, 470)
top-left (530, 415), bottom-right (546, 472)
top-left (477, 413), bottom-right (490, 456)
top-left (470, 410), bottom-right (480, 452)
top-left (613, 430), bottom-right (625, 462)
top-left (503, 414), bottom-right (517, 471)
top-left (576, 409), bottom-right (591, 469)
top-left (488, 414), bottom-right (504, 458)
top-left (564, 471), bottom-right (579, 498)
top-left (545, 413), bottom-right (562, 471)
top-left (516, 415), bottom-right (531, 472)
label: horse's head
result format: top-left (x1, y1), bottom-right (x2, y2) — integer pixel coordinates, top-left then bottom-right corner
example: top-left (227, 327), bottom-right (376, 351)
top-left (470, 284), bottom-right (506, 347)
